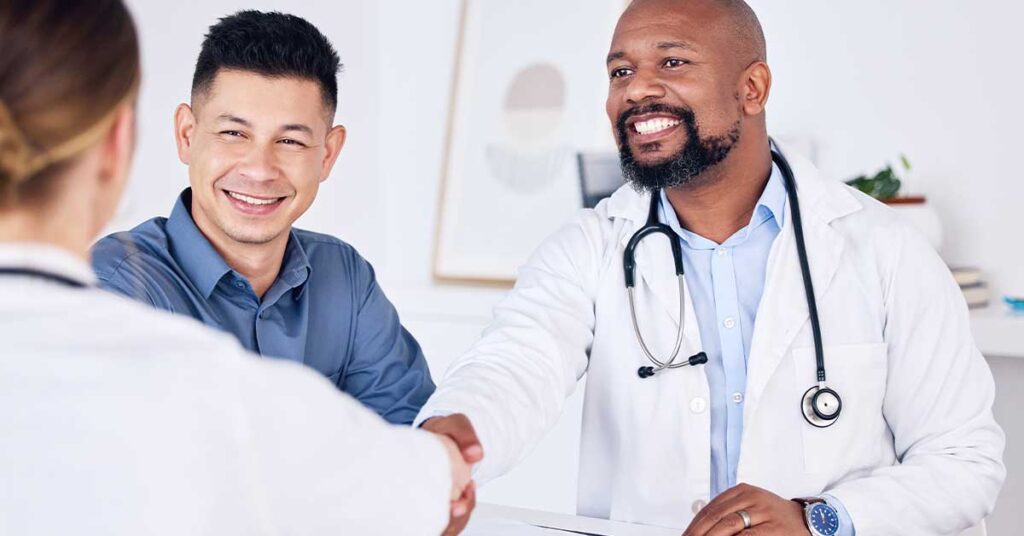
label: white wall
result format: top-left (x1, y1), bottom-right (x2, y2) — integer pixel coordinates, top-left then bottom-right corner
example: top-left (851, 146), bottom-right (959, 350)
top-left (117, 0), bottom-right (1021, 532)
top-left (751, 0), bottom-right (1022, 296)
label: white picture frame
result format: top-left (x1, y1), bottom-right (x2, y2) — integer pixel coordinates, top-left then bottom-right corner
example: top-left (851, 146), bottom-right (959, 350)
top-left (433, 0), bottom-right (623, 284)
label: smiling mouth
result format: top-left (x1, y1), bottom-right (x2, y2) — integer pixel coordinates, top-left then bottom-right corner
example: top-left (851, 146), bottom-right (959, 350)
top-left (222, 189), bottom-right (287, 213)
top-left (625, 114), bottom-right (685, 145)
top-left (633, 117), bottom-right (681, 135)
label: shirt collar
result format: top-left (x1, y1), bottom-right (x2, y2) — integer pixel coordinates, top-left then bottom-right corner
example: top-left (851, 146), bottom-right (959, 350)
top-left (758, 161), bottom-right (787, 228)
top-left (166, 189), bottom-right (235, 298)
top-left (659, 161), bottom-right (788, 249)
top-left (0, 242), bottom-right (97, 286)
top-left (166, 189), bottom-right (312, 298)
top-left (278, 231), bottom-right (312, 290)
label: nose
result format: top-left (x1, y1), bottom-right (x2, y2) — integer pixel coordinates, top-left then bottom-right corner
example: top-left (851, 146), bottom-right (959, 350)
top-left (236, 142), bottom-right (281, 183)
top-left (624, 68), bottom-right (667, 105)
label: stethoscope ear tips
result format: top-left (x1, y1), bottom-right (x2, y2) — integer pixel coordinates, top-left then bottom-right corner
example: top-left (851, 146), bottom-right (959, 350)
top-left (637, 366), bottom-right (655, 379)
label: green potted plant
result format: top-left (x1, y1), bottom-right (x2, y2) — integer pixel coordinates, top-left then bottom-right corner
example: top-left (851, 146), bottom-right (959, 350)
top-left (846, 155), bottom-right (942, 250)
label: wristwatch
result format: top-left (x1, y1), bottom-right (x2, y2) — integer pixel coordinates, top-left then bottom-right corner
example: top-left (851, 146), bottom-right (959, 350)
top-left (792, 497), bottom-right (840, 536)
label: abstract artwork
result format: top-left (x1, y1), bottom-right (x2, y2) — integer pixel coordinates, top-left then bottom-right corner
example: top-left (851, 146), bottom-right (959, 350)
top-left (434, 0), bottom-right (624, 283)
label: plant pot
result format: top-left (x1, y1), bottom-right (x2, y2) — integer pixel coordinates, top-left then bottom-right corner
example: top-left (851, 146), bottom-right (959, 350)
top-left (882, 196), bottom-right (943, 252)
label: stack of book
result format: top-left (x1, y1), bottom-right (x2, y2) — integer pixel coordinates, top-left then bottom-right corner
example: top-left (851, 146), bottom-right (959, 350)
top-left (950, 267), bottom-right (990, 309)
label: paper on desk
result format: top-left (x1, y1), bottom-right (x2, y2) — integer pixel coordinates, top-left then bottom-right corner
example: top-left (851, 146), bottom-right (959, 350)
top-left (463, 517), bottom-right (574, 536)
top-left (466, 503), bottom-right (681, 536)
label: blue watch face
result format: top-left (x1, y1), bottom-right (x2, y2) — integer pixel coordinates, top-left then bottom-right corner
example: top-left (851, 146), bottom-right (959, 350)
top-left (807, 503), bottom-right (840, 535)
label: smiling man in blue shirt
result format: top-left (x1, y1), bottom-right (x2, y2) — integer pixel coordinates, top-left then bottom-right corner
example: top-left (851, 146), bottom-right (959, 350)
top-left (91, 11), bottom-right (434, 425)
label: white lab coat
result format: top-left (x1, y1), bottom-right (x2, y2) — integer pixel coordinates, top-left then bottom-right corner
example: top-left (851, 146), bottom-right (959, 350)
top-left (0, 244), bottom-right (451, 535)
top-left (418, 147), bottom-right (1005, 535)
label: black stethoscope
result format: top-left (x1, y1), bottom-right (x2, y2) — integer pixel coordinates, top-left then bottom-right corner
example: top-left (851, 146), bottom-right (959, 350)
top-left (0, 267), bottom-right (88, 288)
top-left (623, 149), bottom-right (842, 428)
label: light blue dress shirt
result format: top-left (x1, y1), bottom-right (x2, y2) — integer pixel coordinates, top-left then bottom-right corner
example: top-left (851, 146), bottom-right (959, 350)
top-left (91, 189), bottom-right (435, 425)
top-left (658, 164), bottom-right (854, 535)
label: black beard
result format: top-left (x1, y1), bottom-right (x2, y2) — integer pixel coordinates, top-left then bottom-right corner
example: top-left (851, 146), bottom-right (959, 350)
top-left (616, 103), bottom-right (741, 192)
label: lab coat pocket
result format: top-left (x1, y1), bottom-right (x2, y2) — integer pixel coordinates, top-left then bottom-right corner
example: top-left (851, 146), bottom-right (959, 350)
top-left (793, 343), bottom-right (888, 476)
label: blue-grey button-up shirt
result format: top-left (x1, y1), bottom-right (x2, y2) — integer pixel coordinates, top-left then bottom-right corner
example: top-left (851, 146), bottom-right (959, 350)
top-left (659, 164), bottom-right (854, 534)
top-left (91, 189), bottom-right (434, 425)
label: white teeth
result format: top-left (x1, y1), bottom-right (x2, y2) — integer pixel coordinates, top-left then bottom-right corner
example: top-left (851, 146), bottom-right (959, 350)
top-left (634, 118), bottom-right (680, 135)
top-left (227, 191), bottom-right (278, 206)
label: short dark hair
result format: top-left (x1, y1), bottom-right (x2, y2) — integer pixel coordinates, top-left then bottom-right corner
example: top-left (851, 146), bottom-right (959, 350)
top-left (191, 10), bottom-right (341, 111)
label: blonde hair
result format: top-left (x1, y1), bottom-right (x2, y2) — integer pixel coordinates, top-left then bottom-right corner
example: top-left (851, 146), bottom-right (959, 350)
top-left (0, 0), bottom-right (140, 205)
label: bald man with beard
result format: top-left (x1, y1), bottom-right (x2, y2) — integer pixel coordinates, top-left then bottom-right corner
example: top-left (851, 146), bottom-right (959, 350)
top-left (419, 1), bottom-right (1005, 535)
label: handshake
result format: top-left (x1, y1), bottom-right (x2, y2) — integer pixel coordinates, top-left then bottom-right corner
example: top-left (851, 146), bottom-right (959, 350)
top-left (425, 414), bottom-right (482, 536)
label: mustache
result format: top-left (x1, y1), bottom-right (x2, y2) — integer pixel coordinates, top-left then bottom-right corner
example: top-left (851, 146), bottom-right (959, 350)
top-left (615, 103), bottom-right (696, 135)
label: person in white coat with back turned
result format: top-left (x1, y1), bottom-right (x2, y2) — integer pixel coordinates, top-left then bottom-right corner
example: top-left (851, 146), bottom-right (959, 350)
top-left (419, 1), bottom-right (1005, 535)
top-left (0, 1), bottom-right (469, 534)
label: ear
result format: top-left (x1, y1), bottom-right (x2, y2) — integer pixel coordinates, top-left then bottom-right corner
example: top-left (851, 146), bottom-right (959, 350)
top-left (318, 124), bottom-right (347, 183)
top-left (174, 103), bottom-right (197, 165)
top-left (739, 61), bottom-right (772, 116)
top-left (98, 104), bottom-right (137, 191)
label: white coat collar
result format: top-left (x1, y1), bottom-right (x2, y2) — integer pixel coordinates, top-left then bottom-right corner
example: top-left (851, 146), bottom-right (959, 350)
top-left (0, 242), bottom-right (97, 286)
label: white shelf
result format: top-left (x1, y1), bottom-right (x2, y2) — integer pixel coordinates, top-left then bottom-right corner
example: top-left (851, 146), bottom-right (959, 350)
top-left (971, 307), bottom-right (1024, 359)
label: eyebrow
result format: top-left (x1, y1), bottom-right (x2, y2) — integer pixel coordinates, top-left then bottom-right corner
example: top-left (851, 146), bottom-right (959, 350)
top-left (606, 40), bottom-right (697, 64)
top-left (216, 114), bottom-right (251, 127)
top-left (281, 123), bottom-right (313, 135)
top-left (606, 51), bottom-right (627, 64)
top-left (656, 40), bottom-right (696, 52)
top-left (215, 114), bottom-right (313, 135)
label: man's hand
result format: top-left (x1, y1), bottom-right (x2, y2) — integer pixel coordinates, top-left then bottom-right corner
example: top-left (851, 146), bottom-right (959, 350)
top-left (682, 483), bottom-right (810, 536)
top-left (435, 434), bottom-right (472, 501)
top-left (422, 414), bottom-right (484, 535)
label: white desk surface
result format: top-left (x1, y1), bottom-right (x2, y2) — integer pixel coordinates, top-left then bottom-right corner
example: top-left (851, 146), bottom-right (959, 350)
top-left (464, 503), bottom-right (985, 536)
top-left (464, 503), bottom-right (681, 536)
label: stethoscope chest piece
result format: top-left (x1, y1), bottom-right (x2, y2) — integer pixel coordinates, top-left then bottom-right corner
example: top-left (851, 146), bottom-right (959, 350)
top-left (801, 384), bottom-right (842, 428)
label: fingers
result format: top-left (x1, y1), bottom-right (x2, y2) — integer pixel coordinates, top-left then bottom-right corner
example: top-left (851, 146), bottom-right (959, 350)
top-left (702, 508), bottom-right (762, 536)
top-left (685, 484), bottom-right (809, 536)
top-left (443, 481), bottom-right (477, 536)
top-left (445, 414), bottom-right (484, 462)
top-left (451, 480), bottom-right (476, 518)
top-left (686, 502), bottom-right (759, 536)
top-left (423, 414), bottom-right (484, 463)
top-left (422, 415), bottom-right (482, 536)
top-left (684, 484), bottom-right (762, 536)
top-left (435, 434), bottom-right (472, 500)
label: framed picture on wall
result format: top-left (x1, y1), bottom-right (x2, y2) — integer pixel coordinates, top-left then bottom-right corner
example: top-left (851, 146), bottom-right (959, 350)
top-left (433, 0), bottom-right (624, 284)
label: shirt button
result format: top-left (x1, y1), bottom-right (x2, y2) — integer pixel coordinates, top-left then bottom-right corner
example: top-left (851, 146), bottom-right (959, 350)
top-left (692, 499), bottom-right (707, 514)
top-left (234, 281), bottom-right (246, 289)
top-left (716, 248), bottom-right (726, 257)
top-left (689, 397), bottom-right (707, 414)
top-left (723, 317), bottom-right (736, 329)
top-left (732, 392), bottom-right (744, 404)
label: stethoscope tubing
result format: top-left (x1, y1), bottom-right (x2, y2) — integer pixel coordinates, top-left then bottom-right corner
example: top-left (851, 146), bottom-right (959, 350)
top-left (627, 275), bottom-right (687, 371)
top-left (0, 267), bottom-right (87, 289)
top-left (773, 150), bottom-right (828, 385)
top-left (622, 147), bottom-right (838, 426)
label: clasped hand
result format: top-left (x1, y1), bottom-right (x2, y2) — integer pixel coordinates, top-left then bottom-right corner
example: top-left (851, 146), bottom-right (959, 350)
top-left (424, 414), bottom-right (483, 536)
top-left (682, 483), bottom-right (810, 536)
